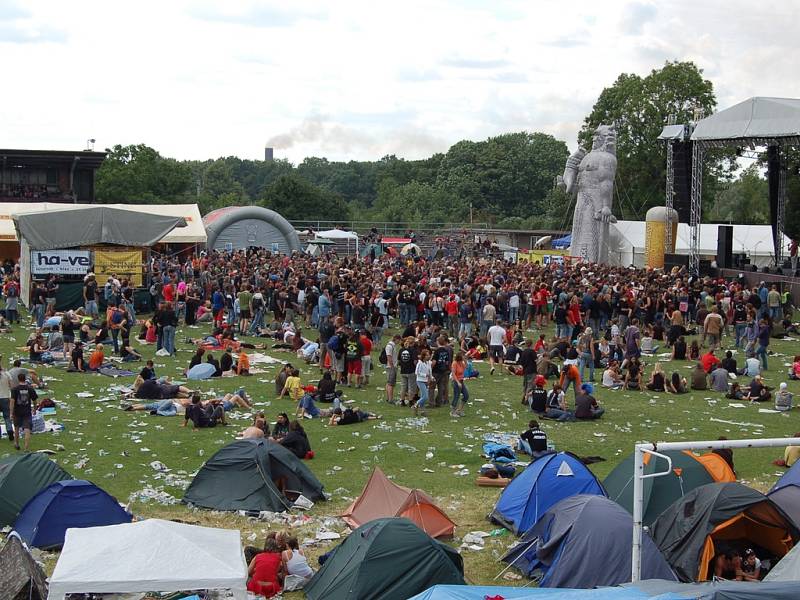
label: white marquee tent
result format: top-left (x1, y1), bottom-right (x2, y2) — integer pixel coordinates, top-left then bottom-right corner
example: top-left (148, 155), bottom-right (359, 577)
top-left (315, 228), bottom-right (359, 254)
top-left (605, 220), bottom-right (787, 268)
top-left (47, 519), bottom-right (247, 600)
top-left (0, 202), bottom-right (206, 245)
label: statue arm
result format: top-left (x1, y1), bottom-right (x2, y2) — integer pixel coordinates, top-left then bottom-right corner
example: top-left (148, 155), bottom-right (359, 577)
top-left (558, 147), bottom-right (587, 195)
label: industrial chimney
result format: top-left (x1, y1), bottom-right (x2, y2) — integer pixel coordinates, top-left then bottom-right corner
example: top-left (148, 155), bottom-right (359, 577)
top-left (264, 147), bottom-right (274, 162)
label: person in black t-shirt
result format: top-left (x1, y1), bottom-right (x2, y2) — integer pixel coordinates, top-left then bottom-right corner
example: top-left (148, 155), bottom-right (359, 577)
top-left (10, 373), bottom-right (37, 450)
top-left (220, 347), bottom-right (234, 373)
top-left (139, 360), bottom-right (156, 381)
top-left (520, 420), bottom-right (548, 456)
top-left (183, 392), bottom-right (224, 429)
top-left (431, 336), bottom-right (453, 407)
top-left (527, 375), bottom-right (548, 413)
top-left (70, 342), bottom-right (86, 372)
top-left (398, 340), bottom-right (418, 406)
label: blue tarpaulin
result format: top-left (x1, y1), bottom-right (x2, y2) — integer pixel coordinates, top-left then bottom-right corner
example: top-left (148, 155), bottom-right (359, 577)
top-left (551, 234), bottom-right (571, 249)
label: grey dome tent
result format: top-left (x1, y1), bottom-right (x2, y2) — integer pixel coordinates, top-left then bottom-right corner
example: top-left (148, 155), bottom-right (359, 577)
top-left (0, 534), bottom-right (48, 600)
top-left (183, 439), bottom-right (324, 512)
top-left (203, 206), bottom-right (301, 253)
top-left (0, 453), bottom-right (72, 527)
top-left (304, 517), bottom-right (465, 600)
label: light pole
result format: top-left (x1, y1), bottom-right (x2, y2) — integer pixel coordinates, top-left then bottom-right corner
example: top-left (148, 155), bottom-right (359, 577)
top-left (85, 138), bottom-right (96, 151)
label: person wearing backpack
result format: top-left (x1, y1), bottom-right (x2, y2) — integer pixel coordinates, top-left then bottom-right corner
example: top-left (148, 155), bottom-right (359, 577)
top-left (431, 335), bottom-right (453, 407)
top-left (344, 332), bottom-right (363, 388)
top-left (4, 277), bottom-right (19, 324)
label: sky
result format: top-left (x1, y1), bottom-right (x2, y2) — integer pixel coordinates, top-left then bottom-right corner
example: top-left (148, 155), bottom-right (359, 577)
top-left (3, 0), bottom-right (798, 164)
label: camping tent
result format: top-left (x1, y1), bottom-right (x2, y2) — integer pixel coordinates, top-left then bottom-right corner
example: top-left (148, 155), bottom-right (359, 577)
top-left (0, 453), bottom-right (72, 527)
top-left (408, 585), bottom-right (671, 600)
top-left (489, 452), bottom-right (606, 535)
top-left (0, 534), bottom-right (48, 600)
top-left (650, 482), bottom-right (800, 582)
top-left (604, 450), bottom-right (730, 526)
top-left (183, 439), bottom-right (324, 512)
top-left (765, 540), bottom-right (800, 581)
top-left (47, 519), bottom-right (248, 600)
top-left (14, 480), bottom-right (132, 549)
top-left (304, 517), bottom-right (465, 600)
top-left (502, 495), bottom-right (675, 588)
top-left (627, 577), bottom-right (800, 599)
top-left (342, 467), bottom-right (456, 537)
top-left (768, 460), bottom-right (800, 529)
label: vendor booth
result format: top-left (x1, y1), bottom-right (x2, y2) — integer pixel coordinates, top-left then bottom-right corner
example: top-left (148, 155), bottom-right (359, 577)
top-left (14, 205), bottom-right (186, 310)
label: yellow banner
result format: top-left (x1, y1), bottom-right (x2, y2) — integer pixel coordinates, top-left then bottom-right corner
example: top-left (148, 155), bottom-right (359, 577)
top-left (517, 249), bottom-right (567, 264)
top-left (94, 249), bottom-right (143, 287)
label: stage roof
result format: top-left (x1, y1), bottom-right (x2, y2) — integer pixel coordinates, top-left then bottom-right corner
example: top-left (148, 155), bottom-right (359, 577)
top-left (0, 203), bottom-right (206, 244)
top-left (691, 97), bottom-right (800, 145)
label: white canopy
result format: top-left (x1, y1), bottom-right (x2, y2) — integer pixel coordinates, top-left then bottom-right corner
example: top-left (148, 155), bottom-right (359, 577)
top-left (691, 97), bottom-right (800, 144)
top-left (48, 519), bottom-right (247, 600)
top-left (0, 203), bottom-right (206, 244)
top-left (315, 229), bottom-right (359, 253)
top-left (606, 220), bottom-right (787, 268)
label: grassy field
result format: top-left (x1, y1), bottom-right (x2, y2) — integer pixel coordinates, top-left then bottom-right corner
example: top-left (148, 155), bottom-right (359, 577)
top-left (5, 309), bottom-right (800, 591)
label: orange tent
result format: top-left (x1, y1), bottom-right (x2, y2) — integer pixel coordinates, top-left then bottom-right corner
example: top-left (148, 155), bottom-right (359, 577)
top-left (341, 467), bottom-right (456, 538)
top-left (696, 452), bottom-right (736, 483)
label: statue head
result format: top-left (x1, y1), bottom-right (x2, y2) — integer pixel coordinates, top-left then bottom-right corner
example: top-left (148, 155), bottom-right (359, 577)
top-left (592, 125), bottom-right (616, 154)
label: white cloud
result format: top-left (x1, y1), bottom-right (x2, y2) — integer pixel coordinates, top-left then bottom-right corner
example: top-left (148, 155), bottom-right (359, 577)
top-left (2, 0), bottom-right (798, 163)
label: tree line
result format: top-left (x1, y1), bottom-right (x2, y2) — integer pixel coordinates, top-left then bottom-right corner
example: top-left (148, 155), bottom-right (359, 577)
top-left (95, 61), bottom-right (794, 234)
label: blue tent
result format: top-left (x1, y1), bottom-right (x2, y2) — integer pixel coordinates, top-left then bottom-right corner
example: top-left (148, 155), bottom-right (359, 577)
top-left (409, 584), bottom-right (687, 600)
top-left (551, 234), bottom-right (571, 249)
top-left (14, 480), bottom-right (132, 549)
top-left (187, 362), bottom-right (216, 380)
top-left (768, 461), bottom-right (800, 530)
top-left (502, 495), bottom-right (676, 588)
top-left (489, 452), bottom-right (606, 535)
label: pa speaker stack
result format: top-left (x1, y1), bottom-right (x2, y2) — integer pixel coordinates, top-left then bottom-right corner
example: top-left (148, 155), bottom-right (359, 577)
top-left (716, 225), bottom-right (733, 269)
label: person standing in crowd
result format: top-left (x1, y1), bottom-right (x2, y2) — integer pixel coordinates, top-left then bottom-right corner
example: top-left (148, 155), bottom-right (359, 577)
top-left (414, 349), bottom-right (432, 416)
top-left (487, 319), bottom-right (506, 376)
top-left (450, 352), bottom-right (468, 417)
top-left (384, 334), bottom-right (401, 404)
top-left (10, 373), bottom-right (36, 451)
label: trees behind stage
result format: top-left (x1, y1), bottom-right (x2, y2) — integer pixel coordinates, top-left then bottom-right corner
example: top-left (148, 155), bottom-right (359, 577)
top-left (95, 61), bottom-right (753, 230)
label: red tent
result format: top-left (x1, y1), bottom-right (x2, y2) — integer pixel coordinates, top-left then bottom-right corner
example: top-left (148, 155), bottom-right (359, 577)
top-left (341, 468), bottom-right (456, 538)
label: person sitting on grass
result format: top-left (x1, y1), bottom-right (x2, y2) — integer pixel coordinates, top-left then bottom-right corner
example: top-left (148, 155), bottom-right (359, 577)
top-left (574, 383), bottom-right (604, 420)
top-left (273, 412), bottom-right (290, 440)
top-left (726, 381), bottom-right (746, 400)
top-left (237, 350), bottom-right (251, 375)
top-left (140, 359), bottom-right (156, 381)
top-left (279, 420), bottom-right (312, 459)
top-left (775, 382), bottom-right (793, 412)
top-left (120, 341), bottom-right (142, 362)
top-left (645, 362), bottom-right (666, 392)
top-left (183, 392), bottom-right (225, 429)
top-left (709, 364), bottom-right (730, 393)
top-left (701, 348), bottom-right (720, 374)
top-left (519, 419), bottom-right (548, 456)
top-left (527, 375), bottom-right (548, 415)
top-left (623, 357), bottom-right (642, 390)
top-left (220, 347), bottom-right (234, 374)
top-left (690, 362), bottom-right (708, 390)
top-left (281, 536), bottom-right (315, 592)
top-left (789, 355), bottom-right (800, 380)
top-left (721, 350), bottom-right (742, 376)
top-left (543, 382), bottom-right (574, 421)
top-left (688, 339), bottom-right (701, 361)
top-left (744, 374), bottom-right (771, 403)
top-left (69, 341), bottom-right (86, 372)
top-left (602, 361), bottom-right (623, 390)
top-left (280, 368), bottom-right (303, 403)
top-left (131, 375), bottom-right (193, 400)
top-left (87, 343), bottom-right (105, 371)
top-left (667, 371), bottom-right (688, 394)
top-left (328, 406), bottom-right (381, 425)
top-left (247, 536), bottom-right (283, 598)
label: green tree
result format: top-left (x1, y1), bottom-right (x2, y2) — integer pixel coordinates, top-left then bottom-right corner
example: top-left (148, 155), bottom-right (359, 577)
top-left (581, 61), bottom-right (730, 218)
top-left (709, 165), bottom-right (769, 224)
top-left (95, 144), bottom-right (192, 203)
top-left (370, 180), bottom-right (462, 226)
top-left (260, 174), bottom-right (351, 222)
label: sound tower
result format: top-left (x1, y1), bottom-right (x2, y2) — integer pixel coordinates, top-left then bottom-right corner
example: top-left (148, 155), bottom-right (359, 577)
top-left (717, 225), bottom-right (733, 269)
top-left (672, 140), bottom-right (692, 224)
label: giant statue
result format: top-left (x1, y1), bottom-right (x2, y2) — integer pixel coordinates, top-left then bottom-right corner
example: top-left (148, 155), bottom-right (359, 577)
top-left (558, 124), bottom-right (618, 264)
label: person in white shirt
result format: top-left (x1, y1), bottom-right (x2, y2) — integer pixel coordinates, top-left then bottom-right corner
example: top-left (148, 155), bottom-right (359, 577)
top-left (414, 349), bottom-right (432, 415)
top-left (744, 356), bottom-right (761, 378)
top-left (487, 321), bottom-right (507, 375)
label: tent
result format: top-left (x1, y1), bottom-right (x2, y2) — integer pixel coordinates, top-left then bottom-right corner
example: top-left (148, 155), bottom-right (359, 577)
top-left (0, 202), bottom-right (206, 245)
top-left (48, 519), bottom-right (247, 600)
top-left (341, 467), bottom-right (456, 538)
top-left (187, 362), bottom-right (216, 380)
top-left (0, 453), bottom-right (72, 527)
top-left (14, 480), bottom-right (132, 550)
top-left (627, 577), bottom-right (800, 599)
top-left (408, 585), bottom-right (670, 600)
top-left (604, 450), bottom-right (723, 526)
top-left (551, 234), bottom-right (571, 249)
top-left (489, 452), bottom-right (606, 535)
top-left (768, 460), bottom-right (800, 530)
top-left (502, 495), bottom-right (675, 588)
top-left (203, 206), bottom-right (301, 253)
top-left (304, 517), bottom-right (465, 600)
top-left (0, 535), bottom-right (48, 600)
top-left (12, 205), bottom-right (186, 251)
top-left (606, 220), bottom-right (790, 269)
top-left (765, 540), bottom-right (800, 581)
top-left (316, 228), bottom-right (360, 254)
top-left (650, 482), bottom-right (800, 582)
top-left (183, 439), bottom-right (324, 512)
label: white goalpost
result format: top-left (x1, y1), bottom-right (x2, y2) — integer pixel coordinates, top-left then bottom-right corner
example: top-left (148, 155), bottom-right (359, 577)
top-left (631, 437), bottom-right (800, 582)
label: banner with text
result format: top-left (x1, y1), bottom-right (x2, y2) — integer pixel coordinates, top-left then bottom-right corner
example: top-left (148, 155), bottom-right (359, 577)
top-left (94, 249), bottom-right (143, 287)
top-left (31, 250), bottom-right (92, 275)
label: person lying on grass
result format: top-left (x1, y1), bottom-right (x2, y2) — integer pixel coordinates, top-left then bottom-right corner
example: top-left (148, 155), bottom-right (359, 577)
top-left (328, 406), bottom-right (381, 425)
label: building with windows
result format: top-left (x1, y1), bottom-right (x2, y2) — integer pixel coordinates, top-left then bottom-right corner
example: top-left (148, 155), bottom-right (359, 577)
top-left (0, 148), bottom-right (106, 203)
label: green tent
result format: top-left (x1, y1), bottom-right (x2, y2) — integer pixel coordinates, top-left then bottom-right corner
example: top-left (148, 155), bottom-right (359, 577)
top-left (304, 517), bottom-right (465, 600)
top-left (183, 439), bottom-right (324, 512)
top-left (603, 450), bottom-right (714, 526)
top-left (0, 453), bottom-right (72, 527)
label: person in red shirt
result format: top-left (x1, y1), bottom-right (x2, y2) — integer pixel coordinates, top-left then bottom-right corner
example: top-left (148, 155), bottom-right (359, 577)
top-left (445, 295), bottom-right (459, 337)
top-left (247, 537), bottom-right (283, 597)
top-left (701, 348), bottom-right (721, 373)
top-left (360, 331), bottom-right (373, 386)
top-left (162, 280), bottom-right (175, 303)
